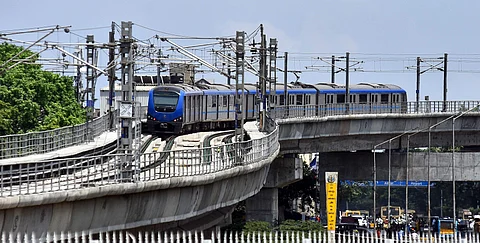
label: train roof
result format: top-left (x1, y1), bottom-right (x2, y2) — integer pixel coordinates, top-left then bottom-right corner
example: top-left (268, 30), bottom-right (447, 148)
top-left (107, 80), bottom-right (406, 96)
top-left (306, 82), bottom-right (406, 93)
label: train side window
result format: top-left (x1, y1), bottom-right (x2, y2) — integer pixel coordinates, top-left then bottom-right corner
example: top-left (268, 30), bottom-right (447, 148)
top-left (212, 95), bottom-right (217, 108)
top-left (223, 96), bottom-right (228, 107)
top-left (296, 94), bottom-right (303, 105)
top-left (381, 94), bottom-right (389, 104)
top-left (279, 95), bottom-right (285, 105)
top-left (305, 95), bottom-right (311, 105)
top-left (337, 94), bottom-right (345, 104)
top-left (289, 95), bottom-right (294, 105)
top-left (371, 94), bottom-right (378, 103)
top-left (359, 94), bottom-right (367, 103)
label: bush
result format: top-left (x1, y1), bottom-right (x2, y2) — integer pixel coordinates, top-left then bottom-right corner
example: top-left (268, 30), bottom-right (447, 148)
top-left (243, 221), bottom-right (272, 233)
top-left (279, 219), bottom-right (324, 232)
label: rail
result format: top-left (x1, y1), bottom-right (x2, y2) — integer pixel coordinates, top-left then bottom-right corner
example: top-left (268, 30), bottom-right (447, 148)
top-left (0, 121), bottom-right (279, 197)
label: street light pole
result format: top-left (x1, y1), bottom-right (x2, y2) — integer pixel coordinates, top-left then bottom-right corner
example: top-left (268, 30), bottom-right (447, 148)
top-left (405, 134), bottom-right (411, 234)
top-left (425, 113), bottom-right (458, 242)
top-left (405, 127), bottom-right (425, 234)
top-left (451, 104), bottom-right (480, 242)
top-left (373, 128), bottom-right (418, 231)
top-left (373, 146), bottom-right (377, 229)
top-left (427, 127), bottom-right (432, 241)
top-left (388, 140), bottom-right (392, 228)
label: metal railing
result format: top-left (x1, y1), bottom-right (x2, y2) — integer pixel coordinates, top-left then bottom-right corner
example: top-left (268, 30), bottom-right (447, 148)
top-left (0, 105), bottom-right (152, 160)
top-left (2, 229), bottom-right (479, 243)
top-left (0, 122), bottom-right (279, 197)
top-left (0, 112), bottom-right (114, 160)
top-left (271, 101), bottom-right (480, 120)
top-left (2, 101), bottom-right (478, 160)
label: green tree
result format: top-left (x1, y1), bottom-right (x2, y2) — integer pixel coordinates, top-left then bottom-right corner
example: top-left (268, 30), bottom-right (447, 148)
top-left (0, 42), bottom-right (85, 135)
top-left (279, 163), bottom-right (317, 215)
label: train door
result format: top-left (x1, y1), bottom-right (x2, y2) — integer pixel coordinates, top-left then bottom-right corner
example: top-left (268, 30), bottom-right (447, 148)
top-left (370, 94), bottom-right (379, 113)
top-left (221, 95), bottom-right (228, 120)
top-left (229, 95), bottom-right (234, 120)
top-left (336, 94), bottom-right (346, 116)
top-left (381, 93), bottom-right (389, 114)
top-left (305, 94), bottom-right (312, 116)
top-left (215, 95), bottom-right (220, 120)
top-left (349, 94), bottom-right (357, 114)
top-left (391, 93), bottom-right (397, 113)
top-left (278, 94), bottom-right (285, 118)
top-left (325, 94), bottom-right (334, 116)
top-left (195, 95), bottom-right (201, 122)
top-left (315, 91), bottom-right (320, 117)
top-left (400, 93), bottom-right (408, 113)
top-left (226, 95), bottom-right (230, 120)
top-left (207, 95), bottom-right (215, 121)
top-left (190, 96), bottom-right (195, 123)
top-left (359, 94), bottom-right (368, 114)
top-left (248, 92), bottom-right (255, 120)
top-left (184, 96), bottom-right (190, 123)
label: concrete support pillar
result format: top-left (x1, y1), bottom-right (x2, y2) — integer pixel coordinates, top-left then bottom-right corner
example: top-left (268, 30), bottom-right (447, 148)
top-left (246, 187), bottom-right (279, 223)
top-left (245, 154), bottom-right (303, 224)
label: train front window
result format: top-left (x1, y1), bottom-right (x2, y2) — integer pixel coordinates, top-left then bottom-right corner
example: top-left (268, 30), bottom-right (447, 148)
top-left (153, 91), bottom-right (179, 111)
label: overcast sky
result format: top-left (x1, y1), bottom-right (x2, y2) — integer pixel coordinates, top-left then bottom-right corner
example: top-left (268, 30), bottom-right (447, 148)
top-left (2, 0), bottom-right (480, 101)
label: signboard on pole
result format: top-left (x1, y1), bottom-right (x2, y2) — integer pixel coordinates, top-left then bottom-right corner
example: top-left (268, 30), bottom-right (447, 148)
top-left (325, 172), bottom-right (338, 232)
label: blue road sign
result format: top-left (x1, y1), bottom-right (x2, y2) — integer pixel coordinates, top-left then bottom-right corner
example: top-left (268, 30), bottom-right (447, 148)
top-left (342, 180), bottom-right (434, 187)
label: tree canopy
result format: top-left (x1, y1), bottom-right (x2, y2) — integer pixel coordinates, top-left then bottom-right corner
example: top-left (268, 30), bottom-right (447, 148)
top-left (0, 42), bottom-right (85, 135)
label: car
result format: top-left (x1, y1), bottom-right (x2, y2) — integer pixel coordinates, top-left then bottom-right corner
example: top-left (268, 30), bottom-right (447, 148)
top-left (336, 223), bottom-right (373, 235)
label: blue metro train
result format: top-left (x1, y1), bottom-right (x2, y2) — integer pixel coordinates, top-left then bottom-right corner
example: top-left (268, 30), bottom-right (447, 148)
top-left (146, 80), bottom-right (407, 134)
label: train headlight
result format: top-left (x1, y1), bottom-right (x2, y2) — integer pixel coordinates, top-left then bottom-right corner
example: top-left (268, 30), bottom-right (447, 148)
top-left (147, 114), bottom-right (156, 121)
top-left (173, 116), bottom-right (183, 122)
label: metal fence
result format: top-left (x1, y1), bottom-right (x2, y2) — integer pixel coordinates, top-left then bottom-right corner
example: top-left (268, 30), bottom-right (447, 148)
top-left (2, 230), bottom-right (480, 243)
top-left (2, 101), bottom-right (478, 160)
top-left (0, 112), bottom-right (113, 160)
top-left (271, 101), bottom-right (480, 119)
top-left (0, 122), bottom-right (279, 197)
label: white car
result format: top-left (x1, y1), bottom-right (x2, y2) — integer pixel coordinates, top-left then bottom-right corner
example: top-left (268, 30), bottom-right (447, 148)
top-left (351, 215), bottom-right (368, 227)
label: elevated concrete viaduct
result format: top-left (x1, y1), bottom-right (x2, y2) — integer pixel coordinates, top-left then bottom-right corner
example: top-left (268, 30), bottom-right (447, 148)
top-left (245, 113), bottom-right (480, 224)
top-left (277, 113), bottom-right (480, 153)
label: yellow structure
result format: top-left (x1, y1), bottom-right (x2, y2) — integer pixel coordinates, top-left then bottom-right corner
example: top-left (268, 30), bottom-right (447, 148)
top-left (325, 172), bottom-right (338, 232)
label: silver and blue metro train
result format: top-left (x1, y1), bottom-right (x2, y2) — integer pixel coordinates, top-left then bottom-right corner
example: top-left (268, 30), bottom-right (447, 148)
top-left (146, 80), bottom-right (407, 134)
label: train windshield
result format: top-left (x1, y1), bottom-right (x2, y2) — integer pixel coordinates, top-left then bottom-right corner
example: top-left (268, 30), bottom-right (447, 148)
top-left (153, 91), bottom-right (179, 111)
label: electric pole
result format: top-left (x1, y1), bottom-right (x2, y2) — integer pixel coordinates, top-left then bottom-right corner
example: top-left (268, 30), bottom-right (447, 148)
top-left (118, 21), bottom-right (137, 181)
top-left (268, 38), bottom-right (278, 118)
top-left (331, 55), bottom-right (335, 84)
top-left (443, 53), bottom-right (448, 112)
top-left (345, 52), bottom-right (350, 114)
top-left (234, 31), bottom-right (245, 143)
top-left (410, 54), bottom-right (447, 113)
top-left (108, 22), bottom-right (116, 130)
top-left (416, 57), bottom-right (421, 113)
top-left (259, 25), bottom-right (267, 132)
top-left (85, 35), bottom-right (96, 141)
top-left (284, 52), bottom-right (288, 118)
